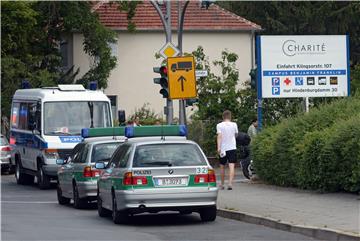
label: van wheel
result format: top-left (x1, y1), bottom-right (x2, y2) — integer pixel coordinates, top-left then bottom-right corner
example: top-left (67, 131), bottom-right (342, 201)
top-left (15, 161), bottom-right (34, 185)
top-left (97, 191), bottom-right (111, 217)
top-left (112, 193), bottom-right (127, 224)
top-left (37, 163), bottom-right (51, 189)
top-left (73, 183), bottom-right (86, 209)
top-left (200, 206), bottom-right (217, 222)
top-left (57, 182), bottom-right (70, 205)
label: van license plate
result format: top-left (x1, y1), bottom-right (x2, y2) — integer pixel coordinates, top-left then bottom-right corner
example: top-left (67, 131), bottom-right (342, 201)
top-left (156, 177), bottom-right (187, 186)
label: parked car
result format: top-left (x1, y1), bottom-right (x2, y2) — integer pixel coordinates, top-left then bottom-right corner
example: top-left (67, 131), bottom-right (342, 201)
top-left (96, 125), bottom-right (218, 224)
top-left (56, 136), bottom-right (124, 208)
top-left (1, 135), bottom-right (13, 173)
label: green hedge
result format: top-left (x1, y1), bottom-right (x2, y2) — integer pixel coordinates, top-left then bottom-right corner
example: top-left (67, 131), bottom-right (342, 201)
top-left (252, 96), bottom-right (360, 192)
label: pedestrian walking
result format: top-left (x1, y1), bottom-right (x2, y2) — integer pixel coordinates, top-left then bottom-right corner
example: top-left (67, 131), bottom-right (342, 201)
top-left (247, 118), bottom-right (258, 140)
top-left (216, 110), bottom-right (238, 190)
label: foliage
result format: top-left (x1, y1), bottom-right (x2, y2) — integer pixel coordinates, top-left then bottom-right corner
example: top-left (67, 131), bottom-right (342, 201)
top-left (1, 1), bottom-right (139, 118)
top-left (127, 103), bottom-right (162, 125)
top-left (252, 95), bottom-right (360, 192)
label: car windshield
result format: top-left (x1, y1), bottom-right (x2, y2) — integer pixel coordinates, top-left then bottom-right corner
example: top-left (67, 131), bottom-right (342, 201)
top-left (44, 101), bottom-right (111, 136)
top-left (92, 142), bottom-right (121, 163)
top-left (133, 143), bottom-right (207, 167)
top-left (0, 136), bottom-right (9, 145)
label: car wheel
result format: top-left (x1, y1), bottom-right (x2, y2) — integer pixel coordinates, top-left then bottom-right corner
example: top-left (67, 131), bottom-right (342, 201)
top-left (37, 163), bottom-right (51, 189)
top-left (199, 206), bottom-right (217, 222)
top-left (112, 193), bottom-right (127, 224)
top-left (15, 161), bottom-right (34, 185)
top-left (57, 182), bottom-right (70, 205)
top-left (73, 183), bottom-right (86, 209)
top-left (97, 191), bottom-right (111, 217)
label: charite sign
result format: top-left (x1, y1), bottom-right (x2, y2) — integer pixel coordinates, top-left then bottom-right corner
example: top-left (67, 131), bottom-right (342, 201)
top-left (257, 35), bottom-right (350, 98)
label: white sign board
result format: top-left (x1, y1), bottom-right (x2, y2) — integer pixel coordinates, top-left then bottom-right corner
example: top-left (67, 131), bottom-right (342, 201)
top-left (195, 70), bottom-right (208, 77)
top-left (258, 35), bottom-right (350, 98)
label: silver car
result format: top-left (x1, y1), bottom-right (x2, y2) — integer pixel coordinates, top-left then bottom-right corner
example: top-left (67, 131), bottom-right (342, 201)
top-left (57, 137), bottom-right (124, 208)
top-left (1, 135), bottom-right (13, 174)
top-left (96, 136), bottom-right (218, 224)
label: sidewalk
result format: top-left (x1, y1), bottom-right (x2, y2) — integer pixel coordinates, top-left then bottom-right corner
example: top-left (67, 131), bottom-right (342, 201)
top-left (213, 168), bottom-right (359, 239)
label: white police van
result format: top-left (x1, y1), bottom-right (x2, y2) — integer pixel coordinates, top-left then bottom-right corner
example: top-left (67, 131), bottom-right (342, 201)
top-left (10, 85), bottom-right (113, 189)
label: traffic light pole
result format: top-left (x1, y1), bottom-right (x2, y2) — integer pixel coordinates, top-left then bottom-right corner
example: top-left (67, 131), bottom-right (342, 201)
top-left (151, 1), bottom-right (173, 124)
top-left (178, 1), bottom-right (190, 126)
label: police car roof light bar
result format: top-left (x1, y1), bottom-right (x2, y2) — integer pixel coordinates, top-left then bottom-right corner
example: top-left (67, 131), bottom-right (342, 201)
top-left (125, 125), bottom-right (187, 138)
top-left (81, 127), bottom-right (126, 138)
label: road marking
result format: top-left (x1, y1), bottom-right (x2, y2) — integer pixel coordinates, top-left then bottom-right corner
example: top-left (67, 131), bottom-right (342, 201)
top-left (1, 201), bottom-right (57, 204)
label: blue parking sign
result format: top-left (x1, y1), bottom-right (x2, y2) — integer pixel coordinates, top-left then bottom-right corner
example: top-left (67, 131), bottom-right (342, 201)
top-left (272, 77), bottom-right (280, 86)
top-left (272, 87), bottom-right (280, 95)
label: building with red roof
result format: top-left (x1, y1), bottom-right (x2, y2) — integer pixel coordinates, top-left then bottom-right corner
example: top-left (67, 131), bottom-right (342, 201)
top-left (70, 1), bottom-right (261, 119)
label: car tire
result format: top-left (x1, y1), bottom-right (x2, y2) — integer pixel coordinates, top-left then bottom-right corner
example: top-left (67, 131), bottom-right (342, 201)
top-left (97, 191), bottom-right (111, 217)
top-left (112, 193), bottom-right (127, 224)
top-left (15, 161), bottom-right (34, 185)
top-left (57, 183), bottom-right (70, 205)
top-left (73, 183), bottom-right (86, 209)
top-left (200, 206), bottom-right (217, 222)
top-left (37, 163), bottom-right (51, 189)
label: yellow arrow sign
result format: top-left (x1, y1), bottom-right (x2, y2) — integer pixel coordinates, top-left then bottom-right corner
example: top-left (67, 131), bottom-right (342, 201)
top-left (167, 56), bottom-right (197, 99)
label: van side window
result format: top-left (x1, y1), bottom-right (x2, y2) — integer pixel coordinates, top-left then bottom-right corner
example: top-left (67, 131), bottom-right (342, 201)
top-left (11, 103), bottom-right (20, 128)
top-left (18, 103), bottom-right (29, 130)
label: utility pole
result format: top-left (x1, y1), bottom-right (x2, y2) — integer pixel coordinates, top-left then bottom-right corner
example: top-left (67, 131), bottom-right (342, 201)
top-left (151, 0), bottom-right (173, 124)
top-left (178, 1), bottom-right (190, 126)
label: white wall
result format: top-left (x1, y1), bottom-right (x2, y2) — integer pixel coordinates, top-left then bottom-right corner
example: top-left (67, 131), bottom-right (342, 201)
top-left (73, 31), bottom-right (253, 120)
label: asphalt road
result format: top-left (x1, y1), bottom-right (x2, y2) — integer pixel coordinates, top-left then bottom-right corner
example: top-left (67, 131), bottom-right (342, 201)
top-left (1, 174), bottom-right (319, 241)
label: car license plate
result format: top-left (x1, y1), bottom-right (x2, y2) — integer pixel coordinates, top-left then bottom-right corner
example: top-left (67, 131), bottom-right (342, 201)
top-left (155, 177), bottom-right (187, 187)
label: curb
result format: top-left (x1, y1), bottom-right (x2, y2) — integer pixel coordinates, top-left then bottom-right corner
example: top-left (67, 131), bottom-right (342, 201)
top-left (217, 209), bottom-right (360, 241)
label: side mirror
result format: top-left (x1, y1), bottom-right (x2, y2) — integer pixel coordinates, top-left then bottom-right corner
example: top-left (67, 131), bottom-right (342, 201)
top-left (56, 159), bottom-right (65, 165)
top-left (118, 110), bottom-right (126, 125)
top-left (95, 162), bottom-right (106, 169)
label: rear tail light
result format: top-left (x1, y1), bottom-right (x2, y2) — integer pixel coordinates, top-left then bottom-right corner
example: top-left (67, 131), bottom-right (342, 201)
top-left (1, 146), bottom-right (12, 152)
top-left (123, 172), bottom-right (148, 186)
top-left (195, 169), bottom-right (216, 184)
top-left (10, 137), bottom-right (16, 145)
top-left (83, 166), bottom-right (101, 178)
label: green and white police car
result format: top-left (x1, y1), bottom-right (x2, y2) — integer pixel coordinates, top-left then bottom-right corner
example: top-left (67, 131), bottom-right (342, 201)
top-left (56, 127), bottom-right (125, 208)
top-left (95, 125), bottom-right (218, 224)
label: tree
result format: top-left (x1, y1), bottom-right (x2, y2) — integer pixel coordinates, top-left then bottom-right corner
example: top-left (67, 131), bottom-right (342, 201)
top-left (1, 1), bottom-right (139, 118)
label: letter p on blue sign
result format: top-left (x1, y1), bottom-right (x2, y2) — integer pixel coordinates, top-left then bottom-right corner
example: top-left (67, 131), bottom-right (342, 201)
top-left (272, 87), bottom-right (280, 95)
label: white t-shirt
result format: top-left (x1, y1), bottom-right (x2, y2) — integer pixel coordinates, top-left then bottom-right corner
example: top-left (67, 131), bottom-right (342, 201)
top-left (216, 121), bottom-right (238, 152)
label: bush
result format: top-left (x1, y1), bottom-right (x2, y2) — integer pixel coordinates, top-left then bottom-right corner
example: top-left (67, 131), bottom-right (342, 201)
top-left (252, 95), bottom-right (360, 192)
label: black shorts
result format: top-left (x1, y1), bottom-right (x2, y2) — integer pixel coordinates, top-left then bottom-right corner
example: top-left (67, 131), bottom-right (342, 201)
top-left (219, 149), bottom-right (237, 165)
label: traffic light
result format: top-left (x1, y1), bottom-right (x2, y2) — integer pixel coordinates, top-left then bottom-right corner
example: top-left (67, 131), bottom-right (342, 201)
top-left (153, 66), bottom-right (169, 98)
top-left (249, 68), bottom-right (257, 90)
top-left (185, 98), bottom-right (198, 107)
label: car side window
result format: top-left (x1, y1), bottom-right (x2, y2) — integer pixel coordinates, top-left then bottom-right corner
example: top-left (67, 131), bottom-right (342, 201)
top-left (108, 144), bottom-right (130, 168)
top-left (73, 144), bottom-right (85, 163)
top-left (119, 146), bottom-right (132, 168)
top-left (79, 144), bottom-right (90, 163)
